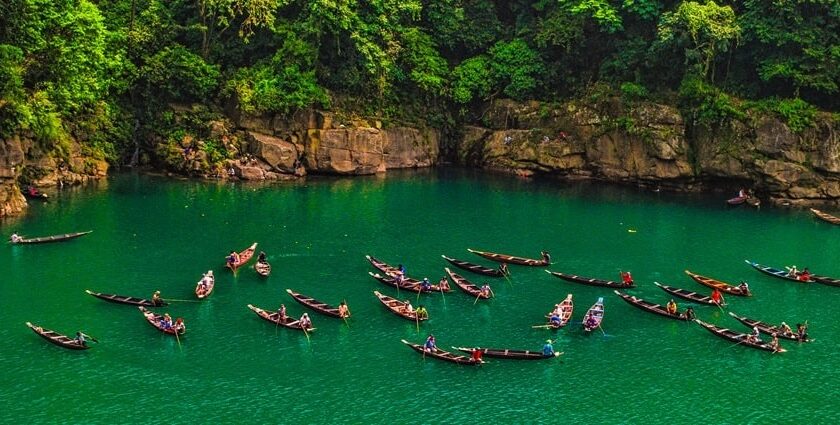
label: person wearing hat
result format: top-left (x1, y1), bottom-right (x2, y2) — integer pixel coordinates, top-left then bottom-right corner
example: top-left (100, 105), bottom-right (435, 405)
top-left (423, 334), bottom-right (436, 352)
top-left (542, 339), bottom-right (555, 356)
top-left (666, 299), bottom-right (678, 315)
top-left (420, 277), bottom-right (432, 291)
top-left (151, 290), bottom-right (164, 306)
top-left (738, 281), bottom-right (750, 295)
top-left (298, 313), bottom-right (312, 330)
top-left (779, 321), bottom-right (792, 334)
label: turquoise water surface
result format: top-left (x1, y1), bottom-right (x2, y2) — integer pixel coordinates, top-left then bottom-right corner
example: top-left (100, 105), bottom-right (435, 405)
top-left (2, 169), bottom-right (839, 424)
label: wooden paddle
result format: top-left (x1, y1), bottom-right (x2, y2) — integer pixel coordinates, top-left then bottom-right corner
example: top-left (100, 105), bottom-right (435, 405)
top-left (173, 326), bottom-right (182, 351)
top-left (163, 298), bottom-right (202, 303)
top-left (473, 291), bottom-right (483, 305)
top-left (415, 311), bottom-right (420, 333)
top-left (81, 332), bottom-right (99, 343)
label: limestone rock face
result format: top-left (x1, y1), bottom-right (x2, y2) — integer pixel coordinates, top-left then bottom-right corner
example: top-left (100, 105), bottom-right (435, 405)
top-left (247, 131), bottom-right (298, 172)
top-left (305, 128), bottom-right (385, 175)
top-left (382, 127), bottom-right (439, 169)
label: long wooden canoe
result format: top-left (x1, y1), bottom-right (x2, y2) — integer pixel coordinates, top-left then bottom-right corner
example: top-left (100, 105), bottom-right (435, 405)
top-left (654, 282), bottom-right (722, 306)
top-left (468, 248), bottom-right (550, 266)
top-left (374, 291), bottom-right (426, 321)
top-left (139, 307), bottom-right (185, 336)
top-left (366, 255), bottom-right (426, 284)
top-left (86, 289), bottom-right (167, 307)
top-left (545, 270), bottom-right (634, 288)
top-left (401, 339), bottom-right (481, 365)
top-left (286, 289), bottom-right (343, 318)
top-left (441, 255), bottom-right (506, 277)
top-left (614, 291), bottom-right (690, 321)
top-left (810, 208), bottom-right (840, 225)
top-left (728, 312), bottom-right (810, 342)
top-left (452, 347), bottom-right (560, 360)
top-left (745, 260), bottom-right (813, 283)
top-left (811, 274), bottom-right (840, 287)
top-left (694, 319), bottom-right (785, 353)
top-left (444, 268), bottom-right (490, 299)
top-left (12, 231), bottom-right (92, 245)
top-left (226, 243), bottom-right (257, 271)
top-left (368, 272), bottom-right (448, 293)
top-left (247, 304), bottom-right (315, 332)
top-left (26, 322), bottom-right (89, 350)
top-left (685, 270), bottom-right (751, 296)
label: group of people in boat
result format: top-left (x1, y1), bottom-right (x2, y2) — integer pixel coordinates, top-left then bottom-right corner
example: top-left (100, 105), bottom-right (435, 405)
top-left (195, 270), bottom-right (214, 297)
top-left (786, 266), bottom-right (811, 282)
top-left (158, 313), bottom-right (185, 333)
top-left (665, 299), bottom-right (696, 320)
top-left (274, 304), bottom-right (320, 330)
top-left (403, 301), bottom-right (428, 319)
top-left (9, 233), bottom-right (23, 243)
top-left (547, 295), bottom-right (573, 328)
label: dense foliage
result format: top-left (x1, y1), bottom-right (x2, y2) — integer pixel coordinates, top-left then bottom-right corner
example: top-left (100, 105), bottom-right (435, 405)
top-left (0, 0), bottom-right (837, 164)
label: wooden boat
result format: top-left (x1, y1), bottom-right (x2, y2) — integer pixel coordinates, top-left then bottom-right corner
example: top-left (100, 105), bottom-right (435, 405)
top-left (452, 347), bottom-right (560, 360)
top-left (86, 289), bottom-right (167, 307)
top-left (654, 282), bottom-right (722, 306)
top-left (195, 272), bottom-right (214, 299)
top-left (247, 304), bottom-right (315, 332)
top-left (26, 322), bottom-right (89, 350)
top-left (401, 339), bottom-right (481, 365)
top-left (685, 270), bottom-right (751, 296)
top-left (226, 243), bottom-right (257, 271)
top-left (22, 187), bottom-right (49, 200)
top-left (811, 273), bottom-right (840, 287)
top-left (286, 289), bottom-right (343, 318)
top-left (138, 307), bottom-right (185, 336)
top-left (11, 231), bottom-right (92, 245)
top-left (582, 297), bottom-right (605, 332)
top-left (728, 312), bottom-right (810, 342)
top-left (694, 319), bottom-right (785, 353)
top-left (543, 295), bottom-right (573, 329)
top-left (444, 268), bottom-right (490, 299)
top-left (366, 255), bottom-right (404, 275)
top-left (467, 248), bottom-right (550, 266)
top-left (810, 208), bottom-right (840, 225)
top-left (545, 270), bottom-right (634, 288)
top-left (614, 291), bottom-right (690, 321)
top-left (374, 291), bottom-right (427, 321)
top-left (745, 260), bottom-right (813, 283)
top-left (368, 272), bottom-right (448, 293)
top-left (727, 196), bottom-right (747, 205)
top-left (441, 255), bottom-right (506, 277)
top-left (255, 261), bottom-right (271, 277)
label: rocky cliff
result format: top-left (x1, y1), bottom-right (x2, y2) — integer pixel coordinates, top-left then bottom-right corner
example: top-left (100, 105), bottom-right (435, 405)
top-left (457, 99), bottom-right (840, 206)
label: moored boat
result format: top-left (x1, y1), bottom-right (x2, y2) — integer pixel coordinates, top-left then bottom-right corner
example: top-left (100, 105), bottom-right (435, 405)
top-left (401, 339), bottom-right (481, 365)
top-left (728, 312), bottom-right (810, 342)
top-left (374, 291), bottom-right (427, 321)
top-left (654, 282), bottom-right (722, 306)
top-left (255, 261), bottom-right (271, 277)
top-left (694, 319), bottom-right (785, 353)
top-left (247, 304), bottom-right (314, 332)
top-left (614, 291), bottom-right (691, 321)
top-left (86, 289), bottom-right (167, 307)
top-left (10, 231), bottom-right (92, 245)
top-left (685, 270), bottom-right (751, 296)
top-left (226, 243), bottom-right (257, 271)
top-left (582, 297), bottom-right (605, 332)
top-left (745, 260), bottom-right (813, 283)
top-left (139, 307), bottom-right (185, 336)
top-left (26, 322), bottom-right (90, 350)
top-left (441, 255), bottom-right (506, 277)
top-left (810, 208), bottom-right (840, 225)
top-left (452, 347), bottom-right (560, 360)
top-left (467, 248), bottom-right (550, 266)
top-left (195, 271), bottom-right (215, 299)
top-left (368, 272), bottom-right (447, 293)
top-left (545, 270), bottom-right (634, 288)
top-left (444, 268), bottom-right (490, 299)
top-left (286, 289), bottom-right (342, 318)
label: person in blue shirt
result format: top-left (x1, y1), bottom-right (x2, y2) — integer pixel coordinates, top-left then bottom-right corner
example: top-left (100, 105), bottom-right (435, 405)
top-left (420, 278), bottom-right (432, 291)
top-left (549, 312), bottom-right (562, 327)
top-left (423, 334), bottom-right (436, 352)
top-left (543, 340), bottom-right (555, 356)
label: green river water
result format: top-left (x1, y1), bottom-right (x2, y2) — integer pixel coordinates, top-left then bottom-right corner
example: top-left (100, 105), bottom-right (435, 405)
top-left (2, 169), bottom-right (839, 424)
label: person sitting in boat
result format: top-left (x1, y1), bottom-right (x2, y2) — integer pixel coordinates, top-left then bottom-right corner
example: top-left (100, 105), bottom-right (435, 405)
top-left (227, 251), bottom-right (240, 267)
top-left (620, 271), bottom-right (633, 286)
top-left (277, 304), bottom-right (287, 320)
top-left (338, 301), bottom-right (351, 318)
top-left (666, 299), bottom-right (678, 315)
top-left (202, 270), bottom-right (214, 285)
top-left (684, 307), bottom-right (696, 320)
top-left (778, 322), bottom-right (792, 335)
top-left (404, 301), bottom-right (414, 314)
top-left (738, 281), bottom-right (750, 295)
top-left (298, 313), bottom-right (312, 329)
top-left (541, 251), bottom-right (551, 263)
top-left (151, 291), bottom-right (164, 307)
top-left (798, 268), bottom-right (811, 282)
top-left (173, 318), bottom-right (185, 333)
top-left (549, 312), bottom-right (562, 327)
top-left (397, 264), bottom-right (406, 277)
top-left (796, 323), bottom-right (808, 342)
top-left (415, 305), bottom-right (428, 319)
top-left (423, 334), bottom-right (436, 352)
top-left (9, 233), bottom-right (22, 243)
top-left (738, 188), bottom-right (747, 198)
top-left (785, 265), bottom-right (799, 278)
top-left (161, 313), bottom-right (173, 330)
top-left (438, 277), bottom-right (450, 292)
top-left (542, 340), bottom-right (555, 356)
top-left (584, 315), bottom-right (598, 330)
top-left (746, 326), bottom-right (761, 343)
top-left (769, 333), bottom-right (780, 351)
top-left (470, 347), bottom-right (483, 363)
top-left (420, 278), bottom-right (432, 291)
top-left (499, 263), bottom-right (509, 276)
top-left (480, 283), bottom-right (492, 298)
top-left (74, 331), bottom-right (88, 347)
top-left (257, 251), bottom-right (267, 264)
top-left (711, 288), bottom-right (724, 305)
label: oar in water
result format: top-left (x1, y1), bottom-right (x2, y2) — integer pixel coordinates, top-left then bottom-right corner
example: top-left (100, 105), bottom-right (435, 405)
top-left (163, 298), bottom-right (202, 303)
top-left (302, 323), bottom-right (311, 346)
top-left (174, 327), bottom-right (182, 351)
top-left (415, 312), bottom-right (420, 333)
top-left (81, 332), bottom-right (99, 343)
top-left (531, 324), bottom-right (555, 329)
top-left (440, 285), bottom-right (446, 308)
